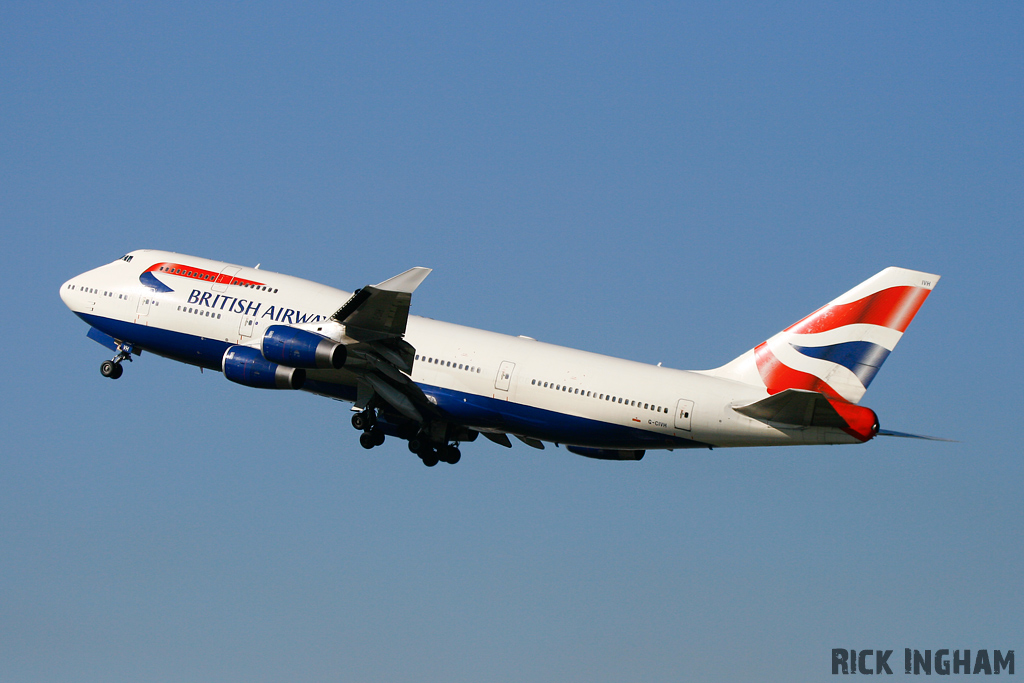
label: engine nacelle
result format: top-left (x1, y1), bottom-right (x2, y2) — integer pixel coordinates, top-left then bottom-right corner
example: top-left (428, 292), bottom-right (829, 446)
top-left (261, 325), bottom-right (346, 369)
top-left (223, 345), bottom-right (305, 390)
top-left (566, 446), bottom-right (645, 461)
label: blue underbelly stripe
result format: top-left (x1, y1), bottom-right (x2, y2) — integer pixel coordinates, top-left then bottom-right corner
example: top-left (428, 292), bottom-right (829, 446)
top-left (419, 384), bottom-right (708, 450)
top-left (77, 314), bottom-right (708, 450)
top-left (78, 313), bottom-right (232, 369)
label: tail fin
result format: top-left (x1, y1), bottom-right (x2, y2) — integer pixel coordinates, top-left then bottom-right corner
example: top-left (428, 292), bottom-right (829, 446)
top-left (706, 267), bottom-right (939, 404)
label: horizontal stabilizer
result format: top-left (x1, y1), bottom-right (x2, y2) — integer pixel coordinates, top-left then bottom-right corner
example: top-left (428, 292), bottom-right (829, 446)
top-left (877, 429), bottom-right (957, 442)
top-left (734, 389), bottom-right (848, 428)
top-left (733, 388), bottom-right (879, 442)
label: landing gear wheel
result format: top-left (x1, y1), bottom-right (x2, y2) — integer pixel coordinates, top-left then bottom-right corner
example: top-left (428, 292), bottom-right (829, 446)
top-left (100, 360), bottom-right (122, 379)
top-left (441, 445), bottom-right (461, 465)
top-left (415, 443), bottom-right (439, 467)
top-left (408, 438), bottom-right (424, 454)
top-left (359, 432), bottom-right (377, 449)
top-left (352, 411), bottom-right (373, 431)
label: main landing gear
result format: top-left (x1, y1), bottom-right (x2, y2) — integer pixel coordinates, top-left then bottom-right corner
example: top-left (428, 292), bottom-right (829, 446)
top-left (407, 437), bottom-right (461, 467)
top-left (352, 409), bottom-right (386, 450)
top-left (100, 345), bottom-right (133, 380)
top-left (349, 408), bottom-right (462, 466)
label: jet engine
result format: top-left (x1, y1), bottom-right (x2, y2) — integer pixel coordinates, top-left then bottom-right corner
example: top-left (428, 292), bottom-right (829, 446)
top-left (223, 345), bottom-right (305, 390)
top-left (261, 325), bottom-right (346, 369)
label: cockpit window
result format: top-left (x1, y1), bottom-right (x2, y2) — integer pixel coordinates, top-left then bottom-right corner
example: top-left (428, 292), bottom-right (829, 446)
top-left (120, 254), bottom-right (133, 263)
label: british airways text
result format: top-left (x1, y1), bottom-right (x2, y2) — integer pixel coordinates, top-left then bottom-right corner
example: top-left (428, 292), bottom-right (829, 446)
top-left (187, 289), bottom-right (324, 324)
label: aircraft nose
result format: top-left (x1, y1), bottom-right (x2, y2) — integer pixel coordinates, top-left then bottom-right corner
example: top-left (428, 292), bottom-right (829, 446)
top-left (59, 277), bottom-right (77, 309)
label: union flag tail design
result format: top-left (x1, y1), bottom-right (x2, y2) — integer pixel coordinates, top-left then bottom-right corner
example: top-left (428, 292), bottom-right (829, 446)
top-left (707, 267), bottom-right (939, 404)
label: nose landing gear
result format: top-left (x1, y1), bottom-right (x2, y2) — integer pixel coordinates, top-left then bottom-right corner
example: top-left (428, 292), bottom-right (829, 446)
top-left (100, 360), bottom-right (123, 379)
top-left (99, 344), bottom-right (134, 380)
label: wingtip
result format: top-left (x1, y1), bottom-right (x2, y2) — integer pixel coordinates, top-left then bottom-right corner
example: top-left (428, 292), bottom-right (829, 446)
top-left (374, 266), bottom-right (432, 293)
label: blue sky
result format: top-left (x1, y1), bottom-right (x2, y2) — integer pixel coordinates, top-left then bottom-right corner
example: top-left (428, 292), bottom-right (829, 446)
top-left (2, 3), bottom-right (1021, 681)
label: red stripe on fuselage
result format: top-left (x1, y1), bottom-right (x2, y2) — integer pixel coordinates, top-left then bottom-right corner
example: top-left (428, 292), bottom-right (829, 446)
top-left (786, 286), bottom-right (931, 335)
top-left (144, 262), bottom-right (265, 287)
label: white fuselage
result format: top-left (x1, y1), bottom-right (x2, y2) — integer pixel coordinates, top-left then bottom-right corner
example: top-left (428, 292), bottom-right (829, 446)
top-left (61, 250), bottom-right (864, 453)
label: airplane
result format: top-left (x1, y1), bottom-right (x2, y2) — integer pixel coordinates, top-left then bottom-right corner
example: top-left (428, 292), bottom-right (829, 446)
top-left (60, 251), bottom-right (942, 466)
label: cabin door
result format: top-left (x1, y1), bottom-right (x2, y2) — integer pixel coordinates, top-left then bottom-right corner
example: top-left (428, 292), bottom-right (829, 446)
top-left (674, 399), bottom-right (694, 431)
top-left (494, 361), bottom-right (515, 392)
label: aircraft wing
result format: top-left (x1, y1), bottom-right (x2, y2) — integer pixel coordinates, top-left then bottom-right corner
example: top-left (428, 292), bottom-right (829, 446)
top-left (327, 267), bottom-right (438, 425)
top-left (332, 267), bottom-right (431, 342)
